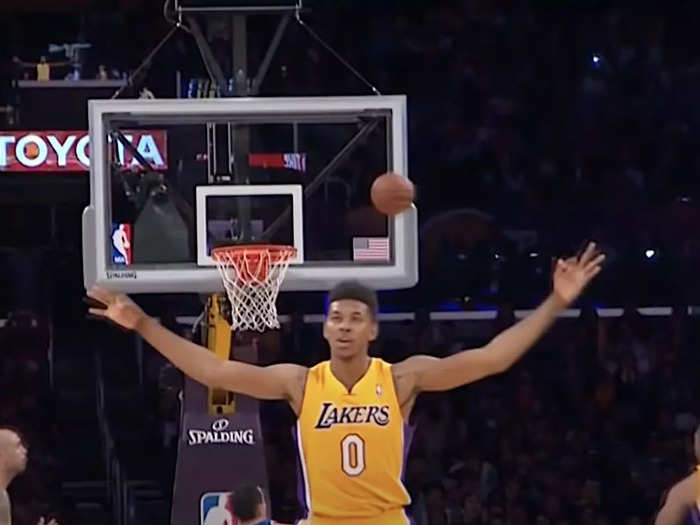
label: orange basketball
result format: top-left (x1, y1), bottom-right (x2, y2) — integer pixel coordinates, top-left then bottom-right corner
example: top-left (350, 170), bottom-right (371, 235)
top-left (25, 143), bottom-right (39, 158)
top-left (370, 172), bottom-right (415, 215)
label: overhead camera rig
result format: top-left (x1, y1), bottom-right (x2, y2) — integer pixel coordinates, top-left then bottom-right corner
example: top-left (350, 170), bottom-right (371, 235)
top-left (112, 0), bottom-right (305, 101)
top-left (174, 0), bottom-right (302, 13)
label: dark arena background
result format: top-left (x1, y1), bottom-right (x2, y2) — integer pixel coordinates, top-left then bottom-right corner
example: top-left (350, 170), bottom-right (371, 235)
top-left (1, 0), bottom-right (700, 524)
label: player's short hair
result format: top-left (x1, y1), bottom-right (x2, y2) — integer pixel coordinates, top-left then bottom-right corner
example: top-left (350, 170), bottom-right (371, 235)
top-left (328, 280), bottom-right (378, 320)
top-left (231, 484), bottom-right (264, 521)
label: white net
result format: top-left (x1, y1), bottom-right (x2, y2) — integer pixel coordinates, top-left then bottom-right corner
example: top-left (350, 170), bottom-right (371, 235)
top-left (212, 245), bottom-right (295, 332)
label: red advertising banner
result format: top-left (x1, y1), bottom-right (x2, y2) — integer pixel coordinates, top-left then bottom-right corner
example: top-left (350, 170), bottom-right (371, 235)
top-left (0, 130), bottom-right (168, 172)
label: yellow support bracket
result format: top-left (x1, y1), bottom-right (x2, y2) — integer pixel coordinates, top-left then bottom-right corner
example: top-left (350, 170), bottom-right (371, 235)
top-left (206, 293), bottom-right (235, 415)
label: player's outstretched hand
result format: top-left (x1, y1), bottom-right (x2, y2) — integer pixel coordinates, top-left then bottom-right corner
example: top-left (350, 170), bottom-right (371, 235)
top-left (86, 285), bottom-right (148, 331)
top-left (553, 242), bottom-right (605, 306)
top-left (37, 517), bottom-right (59, 525)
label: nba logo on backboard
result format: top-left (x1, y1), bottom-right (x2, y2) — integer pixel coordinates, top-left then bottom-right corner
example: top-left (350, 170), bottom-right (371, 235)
top-left (200, 492), bottom-right (237, 525)
top-left (111, 223), bottom-right (132, 265)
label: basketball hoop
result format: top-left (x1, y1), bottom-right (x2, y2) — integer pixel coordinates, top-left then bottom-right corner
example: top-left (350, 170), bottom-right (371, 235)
top-left (211, 244), bottom-right (296, 332)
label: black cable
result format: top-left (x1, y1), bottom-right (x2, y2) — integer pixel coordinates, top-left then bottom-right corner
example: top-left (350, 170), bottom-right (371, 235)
top-left (110, 24), bottom-right (180, 100)
top-left (164, 0), bottom-right (219, 89)
top-left (294, 11), bottom-right (381, 96)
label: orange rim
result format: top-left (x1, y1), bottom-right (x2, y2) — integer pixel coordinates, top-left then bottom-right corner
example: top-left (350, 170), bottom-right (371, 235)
top-left (211, 244), bottom-right (297, 264)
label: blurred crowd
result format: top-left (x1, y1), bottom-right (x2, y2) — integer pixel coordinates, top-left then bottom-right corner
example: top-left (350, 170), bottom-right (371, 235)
top-left (289, 1), bottom-right (700, 306)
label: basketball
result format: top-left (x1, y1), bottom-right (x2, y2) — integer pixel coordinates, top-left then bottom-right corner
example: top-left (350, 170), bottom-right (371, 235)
top-left (370, 172), bottom-right (415, 215)
top-left (25, 143), bottom-right (39, 159)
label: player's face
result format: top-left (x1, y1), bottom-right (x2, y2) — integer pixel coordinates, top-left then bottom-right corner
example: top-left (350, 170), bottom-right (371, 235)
top-left (0, 432), bottom-right (27, 475)
top-left (324, 300), bottom-right (378, 360)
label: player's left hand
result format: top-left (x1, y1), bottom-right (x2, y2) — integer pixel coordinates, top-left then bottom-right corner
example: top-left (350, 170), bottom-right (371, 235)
top-left (553, 242), bottom-right (605, 306)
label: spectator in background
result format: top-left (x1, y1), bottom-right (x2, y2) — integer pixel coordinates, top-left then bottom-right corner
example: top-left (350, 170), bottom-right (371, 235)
top-left (95, 64), bottom-right (108, 80)
top-left (0, 428), bottom-right (57, 525)
top-left (654, 425), bottom-right (700, 525)
top-left (0, 429), bottom-right (25, 525)
top-left (423, 482), bottom-right (449, 525)
top-left (11, 56), bottom-right (70, 82)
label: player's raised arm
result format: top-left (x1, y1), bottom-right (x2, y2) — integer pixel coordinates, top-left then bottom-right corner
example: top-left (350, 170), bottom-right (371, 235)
top-left (12, 56), bottom-right (37, 67)
top-left (395, 242), bottom-right (605, 393)
top-left (86, 286), bottom-right (305, 402)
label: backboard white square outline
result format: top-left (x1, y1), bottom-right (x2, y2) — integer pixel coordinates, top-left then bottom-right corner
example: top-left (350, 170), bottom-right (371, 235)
top-left (196, 184), bottom-right (304, 266)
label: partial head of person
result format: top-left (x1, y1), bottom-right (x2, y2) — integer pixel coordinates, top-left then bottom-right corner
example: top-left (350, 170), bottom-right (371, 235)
top-left (323, 280), bottom-right (378, 361)
top-left (0, 428), bottom-right (28, 486)
top-left (231, 484), bottom-right (267, 525)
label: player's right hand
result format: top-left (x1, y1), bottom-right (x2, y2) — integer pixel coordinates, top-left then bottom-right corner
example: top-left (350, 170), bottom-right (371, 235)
top-left (86, 285), bottom-right (148, 331)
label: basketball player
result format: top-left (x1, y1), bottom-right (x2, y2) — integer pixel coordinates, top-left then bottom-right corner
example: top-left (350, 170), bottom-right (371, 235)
top-left (230, 485), bottom-right (271, 525)
top-left (0, 429), bottom-right (25, 525)
top-left (0, 428), bottom-right (58, 525)
top-left (86, 242), bottom-right (604, 524)
top-left (655, 425), bottom-right (700, 525)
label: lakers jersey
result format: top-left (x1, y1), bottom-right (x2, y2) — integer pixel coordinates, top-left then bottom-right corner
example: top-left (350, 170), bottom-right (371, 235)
top-left (36, 62), bottom-right (50, 81)
top-left (294, 358), bottom-right (413, 525)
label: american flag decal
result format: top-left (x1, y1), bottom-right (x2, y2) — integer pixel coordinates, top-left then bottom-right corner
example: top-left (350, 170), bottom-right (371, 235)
top-left (353, 237), bottom-right (390, 261)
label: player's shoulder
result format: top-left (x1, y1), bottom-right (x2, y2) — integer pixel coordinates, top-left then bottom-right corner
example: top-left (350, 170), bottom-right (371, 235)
top-left (390, 354), bottom-right (438, 378)
top-left (306, 359), bottom-right (328, 375)
top-left (370, 356), bottom-right (391, 370)
top-left (390, 355), bottom-right (442, 396)
top-left (388, 355), bottom-right (433, 393)
top-left (302, 360), bottom-right (329, 384)
top-left (285, 363), bottom-right (310, 386)
top-left (266, 363), bottom-right (308, 394)
top-left (667, 470), bottom-right (698, 503)
top-left (270, 362), bottom-right (308, 377)
top-left (273, 363), bottom-right (309, 416)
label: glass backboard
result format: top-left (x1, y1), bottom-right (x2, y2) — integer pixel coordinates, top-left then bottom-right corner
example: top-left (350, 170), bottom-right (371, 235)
top-left (82, 96), bottom-right (417, 293)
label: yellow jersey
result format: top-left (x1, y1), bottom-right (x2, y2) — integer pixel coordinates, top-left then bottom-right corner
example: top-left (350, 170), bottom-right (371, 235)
top-left (36, 63), bottom-right (50, 81)
top-left (294, 358), bottom-right (412, 525)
